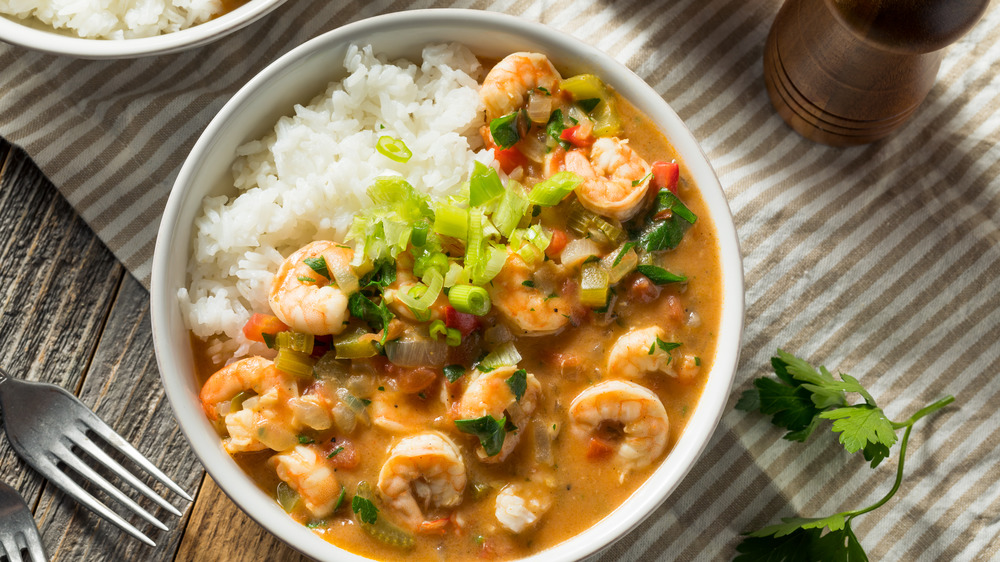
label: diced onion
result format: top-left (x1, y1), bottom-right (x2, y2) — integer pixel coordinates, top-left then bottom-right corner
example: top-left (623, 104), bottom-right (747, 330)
top-left (560, 238), bottom-right (603, 269)
top-left (336, 387), bottom-right (371, 427)
top-left (256, 420), bottom-right (299, 451)
top-left (484, 324), bottom-right (513, 346)
top-left (314, 352), bottom-right (350, 384)
top-left (328, 257), bottom-right (360, 294)
top-left (385, 336), bottom-right (448, 368)
top-left (526, 91), bottom-right (552, 124)
top-left (332, 402), bottom-right (357, 433)
top-left (601, 244), bottom-right (638, 284)
top-left (519, 132), bottom-right (547, 164)
top-left (291, 397), bottom-right (333, 430)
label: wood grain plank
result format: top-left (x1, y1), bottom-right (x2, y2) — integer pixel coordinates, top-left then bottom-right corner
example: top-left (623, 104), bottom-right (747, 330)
top-left (176, 475), bottom-right (312, 562)
top-left (34, 274), bottom-right (207, 561)
top-left (0, 141), bottom-right (123, 507)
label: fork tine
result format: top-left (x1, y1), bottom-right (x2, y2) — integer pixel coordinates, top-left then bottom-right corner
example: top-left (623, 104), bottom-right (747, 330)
top-left (36, 455), bottom-right (157, 547)
top-left (51, 446), bottom-right (168, 532)
top-left (2, 534), bottom-right (25, 562)
top-left (23, 528), bottom-right (46, 562)
top-left (66, 428), bottom-right (182, 517)
top-left (77, 412), bottom-right (193, 502)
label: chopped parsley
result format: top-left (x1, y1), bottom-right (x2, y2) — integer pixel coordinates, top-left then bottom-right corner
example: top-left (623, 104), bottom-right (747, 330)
top-left (297, 435), bottom-right (314, 444)
top-left (455, 415), bottom-right (509, 457)
top-left (351, 495), bottom-right (379, 525)
top-left (506, 369), bottom-right (527, 402)
top-left (490, 112), bottom-right (520, 149)
top-left (303, 256), bottom-right (330, 279)
top-left (327, 446), bottom-right (344, 459)
top-left (636, 264), bottom-right (688, 285)
top-left (297, 276), bottom-right (316, 283)
top-left (444, 364), bottom-right (466, 383)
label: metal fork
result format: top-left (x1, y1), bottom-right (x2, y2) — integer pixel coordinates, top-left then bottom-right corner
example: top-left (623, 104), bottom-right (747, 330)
top-left (0, 480), bottom-right (46, 562)
top-left (0, 367), bottom-right (193, 547)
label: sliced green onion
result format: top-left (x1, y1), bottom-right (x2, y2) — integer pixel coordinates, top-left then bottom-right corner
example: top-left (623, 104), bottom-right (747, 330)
top-left (448, 284), bottom-right (492, 316)
top-left (376, 136), bottom-right (412, 163)
top-left (445, 327), bottom-right (462, 347)
top-left (470, 161), bottom-right (505, 206)
top-left (472, 243), bottom-right (507, 285)
top-left (275, 348), bottom-right (317, 377)
top-left (395, 267), bottom-right (444, 313)
top-left (433, 203), bottom-right (469, 239)
top-left (413, 251), bottom-right (449, 279)
top-left (444, 261), bottom-right (465, 288)
top-left (528, 172), bottom-right (583, 206)
top-left (477, 341), bottom-right (521, 372)
top-left (429, 319), bottom-right (449, 341)
top-left (510, 225), bottom-right (552, 265)
top-left (410, 220), bottom-right (430, 247)
top-left (579, 260), bottom-right (610, 308)
top-left (465, 208), bottom-right (485, 277)
top-left (491, 179), bottom-right (530, 238)
top-left (489, 112), bottom-right (520, 149)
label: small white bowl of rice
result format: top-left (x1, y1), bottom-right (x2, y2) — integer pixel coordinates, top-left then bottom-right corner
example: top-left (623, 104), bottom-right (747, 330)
top-left (0, 0), bottom-right (286, 58)
top-left (152, 8), bottom-right (744, 562)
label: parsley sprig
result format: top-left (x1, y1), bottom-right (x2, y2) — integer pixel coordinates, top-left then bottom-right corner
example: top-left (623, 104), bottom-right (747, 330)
top-left (734, 350), bottom-right (955, 561)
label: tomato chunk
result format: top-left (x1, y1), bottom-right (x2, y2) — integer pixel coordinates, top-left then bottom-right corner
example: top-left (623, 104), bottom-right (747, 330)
top-left (242, 313), bottom-right (288, 343)
top-left (491, 146), bottom-right (527, 175)
top-left (445, 306), bottom-right (481, 337)
top-left (559, 124), bottom-right (595, 148)
top-left (545, 228), bottom-right (568, 258)
top-left (585, 436), bottom-right (615, 460)
top-left (323, 439), bottom-right (359, 469)
top-left (651, 161), bottom-right (679, 194)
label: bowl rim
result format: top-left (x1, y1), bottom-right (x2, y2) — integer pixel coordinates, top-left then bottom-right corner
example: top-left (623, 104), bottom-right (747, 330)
top-left (0, 0), bottom-right (287, 59)
top-left (151, 8), bottom-right (745, 562)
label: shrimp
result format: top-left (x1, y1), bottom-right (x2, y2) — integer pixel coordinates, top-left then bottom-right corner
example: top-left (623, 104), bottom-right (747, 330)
top-left (606, 326), bottom-right (677, 379)
top-left (481, 52), bottom-right (562, 121)
top-left (269, 240), bottom-right (355, 335)
top-left (200, 357), bottom-right (302, 453)
top-left (199, 357), bottom-right (296, 421)
top-left (457, 366), bottom-right (541, 462)
top-left (488, 250), bottom-right (572, 337)
top-left (565, 137), bottom-right (652, 221)
top-left (271, 444), bottom-right (343, 518)
top-left (377, 432), bottom-right (467, 530)
top-left (495, 481), bottom-right (553, 534)
top-left (568, 380), bottom-right (669, 475)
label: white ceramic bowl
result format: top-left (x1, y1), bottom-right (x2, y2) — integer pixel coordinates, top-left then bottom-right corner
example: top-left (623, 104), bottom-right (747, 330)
top-left (0, 0), bottom-right (286, 58)
top-left (151, 9), bottom-right (744, 562)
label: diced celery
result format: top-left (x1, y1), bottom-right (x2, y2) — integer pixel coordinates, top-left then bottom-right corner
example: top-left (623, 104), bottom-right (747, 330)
top-left (275, 347), bottom-right (317, 377)
top-left (580, 261), bottom-right (610, 308)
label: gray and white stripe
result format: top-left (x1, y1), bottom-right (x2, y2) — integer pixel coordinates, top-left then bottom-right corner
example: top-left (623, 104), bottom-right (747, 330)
top-left (1, 0), bottom-right (998, 560)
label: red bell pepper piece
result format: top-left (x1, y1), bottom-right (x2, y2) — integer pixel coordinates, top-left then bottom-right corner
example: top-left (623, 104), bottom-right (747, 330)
top-left (651, 161), bottom-right (679, 194)
top-left (242, 313), bottom-right (288, 343)
top-left (559, 124), bottom-right (594, 148)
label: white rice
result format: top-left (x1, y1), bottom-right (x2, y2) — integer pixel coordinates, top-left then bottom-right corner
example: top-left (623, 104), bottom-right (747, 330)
top-left (1, 0), bottom-right (224, 39)
top-left (179, 43), bottom-right (491, 362)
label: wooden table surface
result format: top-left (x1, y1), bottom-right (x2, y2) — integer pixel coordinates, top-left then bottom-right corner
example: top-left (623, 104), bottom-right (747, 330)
top-left (0, 139), bottom-right (312, 561)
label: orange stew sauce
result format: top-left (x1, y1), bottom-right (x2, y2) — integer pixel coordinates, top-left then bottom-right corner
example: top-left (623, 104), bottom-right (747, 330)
top-left (193, 87), bottom-right (722, 560)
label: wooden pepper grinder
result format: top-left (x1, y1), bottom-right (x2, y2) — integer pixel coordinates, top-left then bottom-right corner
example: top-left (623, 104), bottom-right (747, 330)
top-left (763, 0), bottom-right (990, 146)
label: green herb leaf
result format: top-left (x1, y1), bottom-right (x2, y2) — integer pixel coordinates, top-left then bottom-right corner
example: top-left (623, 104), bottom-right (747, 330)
top-left (347, 292), bottom-right (394, 344)
top-left (297, 435), bottom-right (314, 444)
top-left (577, 98), bottom-right (601, 112)
top-left (297, 276), bottom-right (316, 283)
top-left (490, 112), bottom-right (520, 149)
top-left (332, 486), bottom-right (346, 512)
top-left (521, 280), bottom-right (535, 288)
top-left (359, 259), bottom-right (397, 289)
top-left (303, 256), bottom-right (330, 279)
top-left (261, 332), bottom-right (276, 350)
top-left (327, 446), bottom-right (345, 459)
top-left (444, 364), bottom-right (466, 384)
top-left (655, 337), bottom-right (682, 353)
top-left (506, 369), bottom-right (527, 402)
top-left (352, 495), bottom-right (379, 525)
top-left (636, 264), bottom-right (687, 284)
top-left (637, 190), bottom-right (697, 252)
top-left (455, 415), bottom-right (507, 456)
top-left (545, 109), bottom-right (570, 149)
top-left (612, 241), bottom-right (636, 267)
top-left (819, 405), bottom-right (898, 455)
